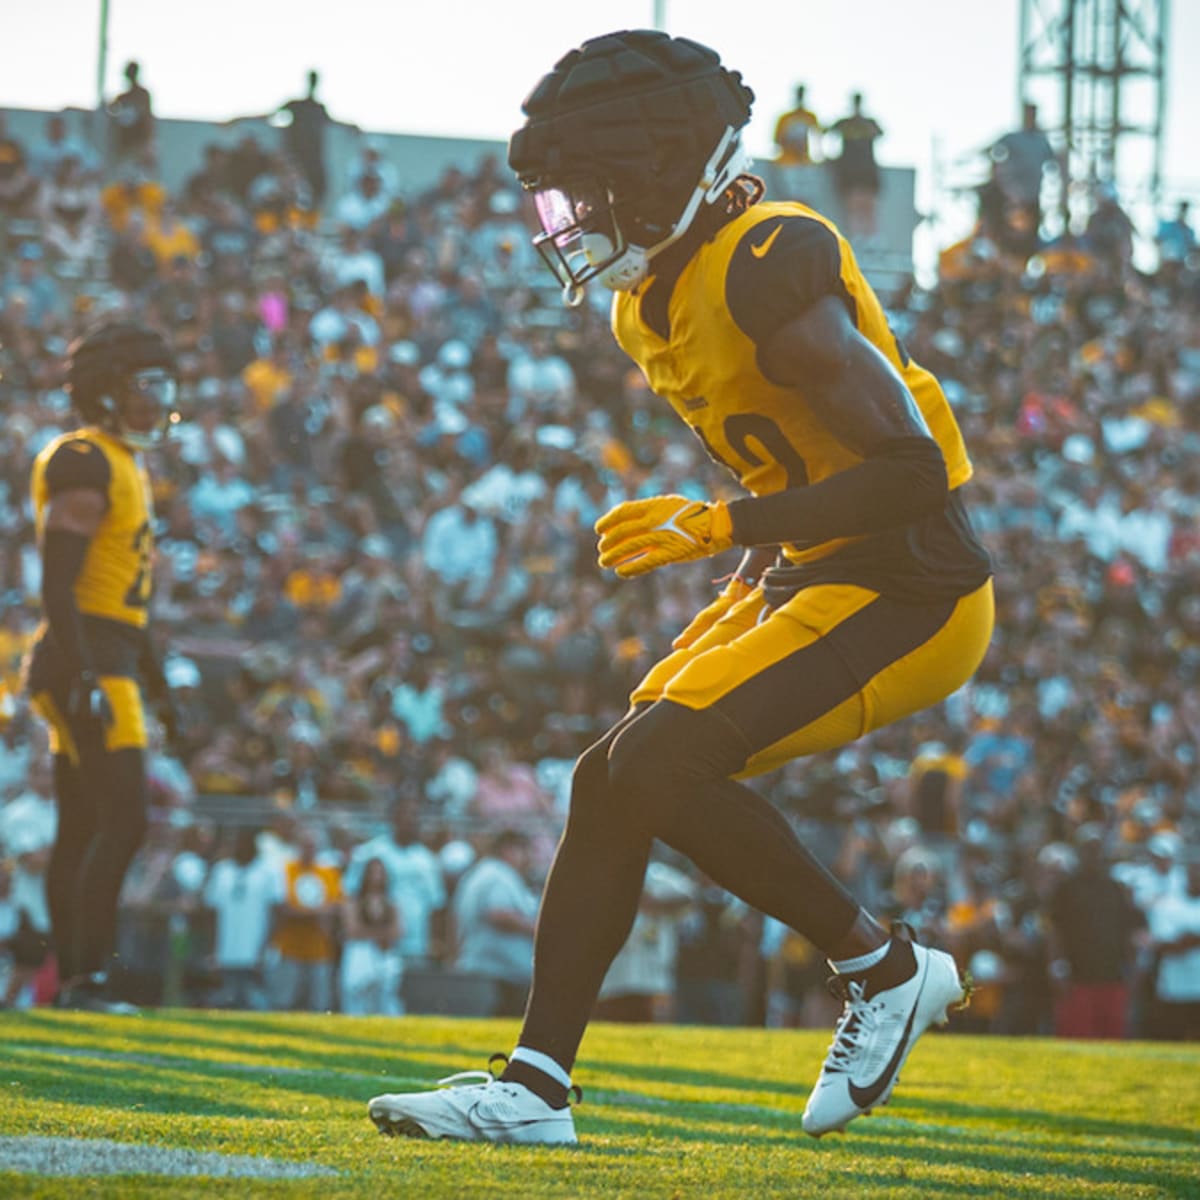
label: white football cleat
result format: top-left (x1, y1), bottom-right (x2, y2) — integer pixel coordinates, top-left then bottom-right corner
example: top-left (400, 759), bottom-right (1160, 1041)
top-left (369, 1064), bottom-right (577, 1145)
top-left (802, 929), bottom-right (968, 1138)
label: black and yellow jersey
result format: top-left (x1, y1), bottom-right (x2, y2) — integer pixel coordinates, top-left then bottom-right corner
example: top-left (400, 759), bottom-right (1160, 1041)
top-left (612, 200), bottom-right (990, 599)
top-left (31, 428), bottom-right (154, 633)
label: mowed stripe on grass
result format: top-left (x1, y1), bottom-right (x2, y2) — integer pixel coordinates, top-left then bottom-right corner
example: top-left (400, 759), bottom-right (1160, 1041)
top-left (0, 1010), bottom-right (1196, 1199)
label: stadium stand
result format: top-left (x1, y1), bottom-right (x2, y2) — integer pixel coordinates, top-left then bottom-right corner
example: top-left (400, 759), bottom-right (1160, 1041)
top-left (0, 102), bottom-right (1196, 1037)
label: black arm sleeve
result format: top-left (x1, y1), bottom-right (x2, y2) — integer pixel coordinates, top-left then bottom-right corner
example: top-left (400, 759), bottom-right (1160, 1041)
top-left (727, 435), bottom-right (949, 548)
top-left (41, 528), bottom-right (95, 678)
top-left (43, 438), bottom-right (111, 497)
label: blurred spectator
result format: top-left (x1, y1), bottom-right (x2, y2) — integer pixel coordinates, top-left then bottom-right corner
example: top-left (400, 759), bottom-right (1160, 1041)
top-left (28, 113), bottom-right (100, 180)
top-left (906, 730), bottom-right (970, 838)
top-left (143, 201), bottom-right (201, 272)
top-left (204, 827), bottom-right (280, 1010)
top-left (469, 740), bottom-right (556, 832)
top-left (37, 155), bottom-right (103, 266)
top-left (339, 856), bottom-right (403, 1015)
top-left (596, 859), bottom-right (697, 1022)
top-left (107, 60), bottom-right (155, 168)
top-left (0, 837), bottom-right (52, 1008)
top-left (1047, 826), bottom-right (1144, 1038)
top-left (1116, 831), bottom-right (1187, 914)
top-left (1084, 183), bottom-right (1136, 272)
top-left (419, 480), bottom-right (499, 601)
top-left (675, 876), bottom-right (755, 1027)
top-left (230, 70), bottom-right (359, 207)
top-left (334, 170), bottom-right (392, 233)
top-left (268, 824), bottom-right (342, 1011)
top-left (984, 100), bottom-right (1061, 257)
top-left (452, 828), bottom-right (538, 1017)
top-left (773, 84), bottom-right (821, 165)
top-left (343, 796), bottom-right (446, 968)
top-left (1147, 855), bottom-right (1200, 1040)
top-left (826, 91), bottom-right (883, 239)
top-left (0, 754), bottom-right (56, 858)
top-left (0, 112), bottom-right (40, 220)
top-left (1155, 199), bottom-right (1195, 266)
top-left (1, 243), bottom-right (64, 326)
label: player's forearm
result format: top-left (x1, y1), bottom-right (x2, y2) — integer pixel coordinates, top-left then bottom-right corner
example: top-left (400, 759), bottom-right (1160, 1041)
top-left (41, 528), bottom-right (96, 677)
top-left (727, 435), bottom-right (948, 548)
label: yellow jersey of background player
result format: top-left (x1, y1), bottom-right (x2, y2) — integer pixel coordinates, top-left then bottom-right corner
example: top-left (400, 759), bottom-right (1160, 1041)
top-left (26, 427), bottom-right (155, 756)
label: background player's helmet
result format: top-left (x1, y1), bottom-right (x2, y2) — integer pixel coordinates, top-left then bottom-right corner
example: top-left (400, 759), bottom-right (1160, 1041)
top-left (508, 29), bottom-right (754, 304)
top-left (65, 320), bottom-right (178, 450)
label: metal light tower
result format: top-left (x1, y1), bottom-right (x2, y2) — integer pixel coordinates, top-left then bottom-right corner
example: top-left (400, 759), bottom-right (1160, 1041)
top-left (1018, 0), bottom-right (1168, 213)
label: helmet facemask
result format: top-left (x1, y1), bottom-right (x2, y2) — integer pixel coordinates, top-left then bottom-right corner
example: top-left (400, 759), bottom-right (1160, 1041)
top-left (100, 367), bottom-right (180, 450)
top-left (530, 125), bottom-right (749, 306)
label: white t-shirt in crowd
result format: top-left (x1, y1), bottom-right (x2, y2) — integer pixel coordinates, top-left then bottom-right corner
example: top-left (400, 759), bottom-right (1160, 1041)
top-left (204, 857), bottom-right (283, 969)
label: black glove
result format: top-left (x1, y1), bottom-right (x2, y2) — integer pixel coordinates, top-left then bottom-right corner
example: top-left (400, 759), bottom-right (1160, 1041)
top-left (68, 671), bottom-right (114, 729)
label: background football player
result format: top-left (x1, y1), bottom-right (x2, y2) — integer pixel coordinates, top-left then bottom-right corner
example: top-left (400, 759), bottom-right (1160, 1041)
top-left (369, 29), bottom-right (994, 1143)
top-left (24, 319), bottom-right (181, 1013)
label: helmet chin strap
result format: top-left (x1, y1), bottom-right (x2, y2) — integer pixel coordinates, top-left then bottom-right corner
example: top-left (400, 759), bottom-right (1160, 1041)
top-left (595, 126), bottom-right (749, 293)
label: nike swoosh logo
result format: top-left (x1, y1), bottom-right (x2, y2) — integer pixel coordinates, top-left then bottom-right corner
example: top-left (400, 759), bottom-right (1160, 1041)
top-left (750, 225), bottom-right (783, 258)
top-left (465, 1107), bottom-right (562, 1133)
top-left (846, 957), bottom-right (928, 1110)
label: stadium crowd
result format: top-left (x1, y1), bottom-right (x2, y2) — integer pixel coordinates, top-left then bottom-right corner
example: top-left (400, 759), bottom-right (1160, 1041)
top-left (0, 100), bottom-right (1197, 1039)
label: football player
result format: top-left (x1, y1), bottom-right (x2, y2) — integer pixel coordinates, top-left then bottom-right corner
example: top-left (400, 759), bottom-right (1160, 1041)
top-left (24, 319), bottom-right (180, 1013)
top-left (369, 29), bottom-right (994, 1143)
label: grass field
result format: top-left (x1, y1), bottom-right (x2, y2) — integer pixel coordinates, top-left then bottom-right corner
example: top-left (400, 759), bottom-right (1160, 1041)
top-left (0, 1009), bottom-right (1196, 1198)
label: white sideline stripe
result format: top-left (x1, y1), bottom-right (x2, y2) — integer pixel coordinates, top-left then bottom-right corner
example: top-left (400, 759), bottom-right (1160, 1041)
top-left (0, 1136), bottom-right (339, 1178)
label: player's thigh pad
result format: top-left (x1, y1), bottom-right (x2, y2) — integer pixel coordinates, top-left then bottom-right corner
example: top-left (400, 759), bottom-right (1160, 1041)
top-left (635, 579), bottom-right (994, 779)
top-left (30, 675), bottom-right (147, 764)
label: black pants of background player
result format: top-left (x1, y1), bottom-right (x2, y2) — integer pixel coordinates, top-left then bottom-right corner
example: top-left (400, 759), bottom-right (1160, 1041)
top-left (46, 740), bottom-right (148, 988)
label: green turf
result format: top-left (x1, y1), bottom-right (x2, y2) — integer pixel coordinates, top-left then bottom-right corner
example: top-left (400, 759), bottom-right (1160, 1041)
top-left (0, 1009), bottom-right (1196, 1198)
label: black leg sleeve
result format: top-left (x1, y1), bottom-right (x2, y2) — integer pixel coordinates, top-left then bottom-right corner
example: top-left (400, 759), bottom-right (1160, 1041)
top-left (47, 755), bottom-right (97, 984)
top-left (515, 716), bottom-right (651, 1073)
top-left (608, 700), bottom-right (862, 954)
top-left (73, 747), bottom-right (149, 978)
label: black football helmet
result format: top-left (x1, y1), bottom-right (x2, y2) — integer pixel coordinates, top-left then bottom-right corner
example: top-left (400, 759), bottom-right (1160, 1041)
top-left (65, 320), bottom-right (179, 450)
top-left (508, 29), bottom-right (754, 305)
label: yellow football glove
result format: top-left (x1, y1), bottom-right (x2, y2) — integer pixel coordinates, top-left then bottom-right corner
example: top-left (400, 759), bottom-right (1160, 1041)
top-left (595, 494), bottom-right (734, 579)
top-left (671, 575), bottom-right (756, 650)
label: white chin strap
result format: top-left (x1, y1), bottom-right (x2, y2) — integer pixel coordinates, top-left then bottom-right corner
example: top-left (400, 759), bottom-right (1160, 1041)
top-left (593, 126), bottom-right (749, 295)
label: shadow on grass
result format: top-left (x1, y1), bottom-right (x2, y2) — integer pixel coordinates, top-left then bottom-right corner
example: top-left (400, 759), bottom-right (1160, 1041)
top-left (3, 1012), bottom-right (491, 1087)
top-left (577, 1100), bottom-right (1198, 1194)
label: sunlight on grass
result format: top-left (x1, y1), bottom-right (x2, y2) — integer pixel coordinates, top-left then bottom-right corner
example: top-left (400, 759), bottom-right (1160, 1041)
top-left (0, 1010), bottom-right (1195, 1199)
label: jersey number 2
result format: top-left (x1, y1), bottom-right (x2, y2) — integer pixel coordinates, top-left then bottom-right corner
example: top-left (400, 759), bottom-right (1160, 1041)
top-left (124, 521), bottom-right (152, 609)
top-left (693, 413), bottom-right (810, 488)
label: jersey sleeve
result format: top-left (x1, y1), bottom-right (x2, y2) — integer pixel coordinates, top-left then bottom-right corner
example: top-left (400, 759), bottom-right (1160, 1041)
top-left (725, 215), bottom-right (852, 347)
top-left (42, 438), bottom-right (111, 499)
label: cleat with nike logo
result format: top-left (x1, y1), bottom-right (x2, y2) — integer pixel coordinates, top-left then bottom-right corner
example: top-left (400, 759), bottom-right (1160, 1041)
top-left (802, 927), bottom-right (965, 1138)
top-left (368, 1061), bottom-right (578, 1145)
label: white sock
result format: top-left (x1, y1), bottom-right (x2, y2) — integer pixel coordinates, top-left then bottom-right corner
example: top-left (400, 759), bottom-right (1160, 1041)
top-left (830, 940), bottom-right (890, 975)
top-left (509, 1046), bottom-right (571, 1090)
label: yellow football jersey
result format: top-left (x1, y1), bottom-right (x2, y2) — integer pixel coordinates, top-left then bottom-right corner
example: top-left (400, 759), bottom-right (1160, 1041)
top-left (31, 429), bottom-right (155, 629)
top-left (613, 201), bottom-right (975, 574)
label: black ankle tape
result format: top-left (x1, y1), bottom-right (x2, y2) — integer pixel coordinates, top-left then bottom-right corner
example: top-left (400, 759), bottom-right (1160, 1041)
top-left (859, 935), bottom-right (918, 999)
top-left (500, 1060), bottom-right (570, 1109)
